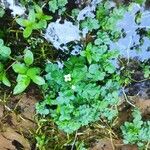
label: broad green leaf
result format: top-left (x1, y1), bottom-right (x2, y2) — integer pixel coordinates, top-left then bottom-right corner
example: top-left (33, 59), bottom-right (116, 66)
top-left (32, 75), bottom-right (45, 85)
top-left (13, 74), bottom-right (30, 94)
top-left (0, 72), bottom-right (3, 80)
top-left (0, 62), bottom-right (4, 72)
top-left (28, 9), bottom-right (36, 22)
top-left (34, 20), bottom-right (46, 29)
top-left (0, 46), bottom-right (11, 59)
top-left (135, 0), bottom-right (146, 4)
top-left (23, 27), bottom-right (32, 38)
top-left (12, 63), bottom-right (28, 74)
top-left (0, 39), bottom-right (4, 46)
top-left (43, 15), bottom-right (52, 21)
top-left (0, 7), bottom-right (5, 18)
top-left (86, 52), bottom-right (92, 64)
top-left (16, 18), bottom-right (28, 27)
top-left (27, 67), bottom-right (41, 78)
top-left (2, 72), bottom-right (11, 87)
top-left (35, 5), bottom-right (42, 14)
top-left (24, 50), bottom-right (34, 66)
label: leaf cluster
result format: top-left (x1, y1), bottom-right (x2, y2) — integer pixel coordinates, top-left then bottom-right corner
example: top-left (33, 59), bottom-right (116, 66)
top-left (0, 39), bottom-right (11, 86)
top-left (96, 2), bottom-right (125, 32)
top-left (121, 109), bottom-right (150, 149)
top-left (12, 50), bottom-right (45, 94)
top-left (143, 65), bottom-right (150, 78)
top-left (36, 42), bottom-right (120, 133)
top-left (16, 4), bottom-right (52, 38)
top-left (48, 0), bottom-right (68, 13)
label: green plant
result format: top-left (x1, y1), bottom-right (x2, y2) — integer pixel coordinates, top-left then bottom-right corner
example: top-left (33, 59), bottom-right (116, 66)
top-left (134, 0), bottom-right (146, 4)
top-left (121, 109), bottom-right (150, 149)
top-left (48, 0), bottom-right (68, 13)
top-left (36, 134), bottom-right (48, 150)
top-left (0, 6), bottom-right (5, 18)
top-left (76, 141), bottom-right (87, 150)
top-left (0, 39), bottom-right (11, 86)
top-left (0, 62), bottom-right (11, 87)
top-left (16, 5), bottom-right (52, 38)
top-left (34, 4), bottom-right (52, 28)
top-left (81, 18), bottom-right (100, 32)
top-left (143, 65), bottom-right (150, 78)
top-left (35, 1), bottom-right (127, 134)
top-left (12, 50), bottom-right (45, 94)
top-left (96, 2), bottom-right (125, 32)
top-left (0, 39), bottom-right (11, 61)
top-left (36, 43), bottom-right (120, 133)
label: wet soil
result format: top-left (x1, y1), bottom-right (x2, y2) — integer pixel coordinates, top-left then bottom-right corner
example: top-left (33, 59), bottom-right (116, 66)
top-left (0, 90), bottom-right (40, 150)
top-left (88, 96), bottom-right (150, 150)
top-left (91, 139), bottom-right (138, 150)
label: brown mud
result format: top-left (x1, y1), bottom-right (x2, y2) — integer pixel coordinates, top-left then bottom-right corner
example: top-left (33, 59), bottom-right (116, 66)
top-left (0, 88), bottom-right (40, 150)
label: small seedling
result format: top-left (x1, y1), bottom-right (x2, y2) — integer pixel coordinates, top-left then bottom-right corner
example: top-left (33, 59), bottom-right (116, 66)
top-left (12, 50), bottom-right (45, 94)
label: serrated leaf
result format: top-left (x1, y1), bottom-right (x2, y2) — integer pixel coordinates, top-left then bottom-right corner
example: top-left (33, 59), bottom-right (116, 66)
top-left (49, 0), bottom-right (58, 13)
top-left (12, 63), bottom-right (28, 74)
top-left (24, 50), bottom-right (34, 66)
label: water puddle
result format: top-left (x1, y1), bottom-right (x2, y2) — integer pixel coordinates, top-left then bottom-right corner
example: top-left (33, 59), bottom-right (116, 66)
top-left (109, 2), bottom-right (150, 99)
top-left (110, 3), bottom-right (150, 61)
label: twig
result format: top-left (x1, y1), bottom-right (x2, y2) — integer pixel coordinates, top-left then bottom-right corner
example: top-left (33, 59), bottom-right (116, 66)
top-left (128, 77), bottom-right (150, 83)
top-left (146, 141), bottom-right (150, 150)
top-left (109, 131), bottom-right (115, 150)
top-left (71, 131), bottom-right (78, 150)
top-left (122, 87), bottom-right (135, 107)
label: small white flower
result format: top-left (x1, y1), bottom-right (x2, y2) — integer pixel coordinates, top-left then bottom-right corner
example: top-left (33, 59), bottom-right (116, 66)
top-left (64, 74), bottom-right (71, 82)
top-left (71, 85), bottom-right (76, 90)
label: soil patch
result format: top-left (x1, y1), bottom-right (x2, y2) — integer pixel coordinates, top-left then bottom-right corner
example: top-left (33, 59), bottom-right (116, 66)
top-left (0, 91), bottom-right (40, 150)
